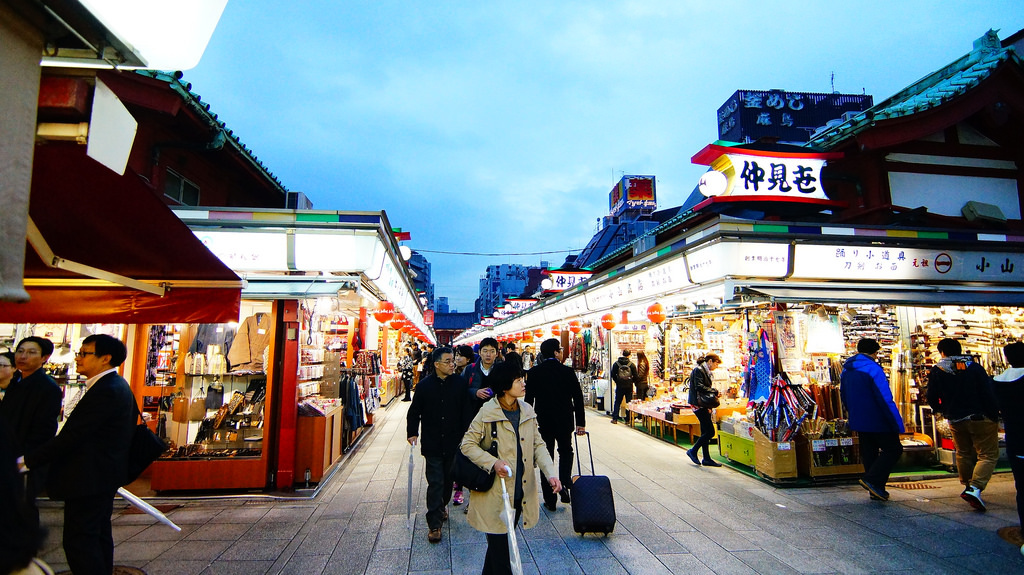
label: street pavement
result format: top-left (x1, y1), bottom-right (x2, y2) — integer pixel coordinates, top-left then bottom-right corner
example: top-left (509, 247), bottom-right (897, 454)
top-left (38, 399), bottom-right (1024, 574)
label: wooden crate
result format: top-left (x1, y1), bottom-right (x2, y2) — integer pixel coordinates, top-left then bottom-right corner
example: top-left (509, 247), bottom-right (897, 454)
top-left (796, 435), bottom-right (863, 478)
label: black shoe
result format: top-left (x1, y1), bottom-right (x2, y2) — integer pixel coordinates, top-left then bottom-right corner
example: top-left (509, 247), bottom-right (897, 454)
top-left (701, 458), bottom-right (722, 467)
top-left (610, 419), bottom-right (618, 424)
top-left (686, 449), bottom-right (701, 466)
top-left (560, 490), bottom-right (571, 504)
top-left (858, 479), bottom-right (889, 501)
top-left (544, 501), bottom-right (557, 512)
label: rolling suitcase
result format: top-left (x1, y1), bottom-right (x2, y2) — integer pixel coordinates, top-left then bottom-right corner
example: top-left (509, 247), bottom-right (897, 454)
top-left (570, 431), bottom-right (616, 535)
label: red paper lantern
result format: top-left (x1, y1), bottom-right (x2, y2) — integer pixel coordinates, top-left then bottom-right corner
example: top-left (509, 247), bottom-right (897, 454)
top-left (373, 301), bottom-right (395, 323)
top-left (533, 328), bottom-right (544, 339)
top-left (389, 313), bottom-right (406, 330)
top-left (568, 320), bottom-right (582, 334)
top-left (601, 313), bottom-right (616, 330)
top-left (551, 324), bottom-right (561, 336)
top-left (646, 302), bottom-right (666, 324)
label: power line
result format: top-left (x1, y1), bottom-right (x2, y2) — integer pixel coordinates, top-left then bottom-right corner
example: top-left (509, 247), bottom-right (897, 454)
top-left (414, 248), bottom-right (581, 256)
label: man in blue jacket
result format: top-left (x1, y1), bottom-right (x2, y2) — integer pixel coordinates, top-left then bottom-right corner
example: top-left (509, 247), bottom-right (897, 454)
top-left (840, 338), bottom-right (904, 501)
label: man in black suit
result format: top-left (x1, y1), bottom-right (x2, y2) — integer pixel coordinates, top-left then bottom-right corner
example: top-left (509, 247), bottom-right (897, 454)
top-left (0, 337), bottom-right (62, 504)
top-left (21, 334), bottom-right (135, 575)
top-left (525, 338), bottom-right (586, 511)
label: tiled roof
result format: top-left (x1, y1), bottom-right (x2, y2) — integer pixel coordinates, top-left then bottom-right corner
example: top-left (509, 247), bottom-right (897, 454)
top-left (808, 30), bottom-right (1020, 149)
top-left (133, 70), bottom-right (288, 194)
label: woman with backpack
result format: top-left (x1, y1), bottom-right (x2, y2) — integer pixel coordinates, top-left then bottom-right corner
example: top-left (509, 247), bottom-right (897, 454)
top-left (609, 350), bottom-right (637, 424)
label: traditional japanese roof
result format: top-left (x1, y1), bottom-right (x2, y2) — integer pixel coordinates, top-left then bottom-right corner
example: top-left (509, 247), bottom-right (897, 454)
top-left (132, 70), bottom-right (289, 194)
top-left (808, 30), bottom-right (1021, 149)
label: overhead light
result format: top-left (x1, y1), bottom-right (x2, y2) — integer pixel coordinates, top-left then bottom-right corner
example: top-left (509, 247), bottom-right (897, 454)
top-left (399, 245), bottom-right (412, 261)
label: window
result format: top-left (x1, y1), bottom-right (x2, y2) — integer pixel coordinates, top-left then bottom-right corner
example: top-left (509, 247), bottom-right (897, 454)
top-left (164, 169), bottom-right (200, 206)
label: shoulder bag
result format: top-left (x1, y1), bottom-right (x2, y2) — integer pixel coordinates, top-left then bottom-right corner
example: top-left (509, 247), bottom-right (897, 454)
top-left (188, 388), bottom-right (208, 421)
top-left (125, 401), bottom-right (168, 485)
top-left (697, 387), bottom-right (721, 409)
top-left (451, 422), bottom-right (499, 492)
top-left (171, 391), bottom-right (189, 423)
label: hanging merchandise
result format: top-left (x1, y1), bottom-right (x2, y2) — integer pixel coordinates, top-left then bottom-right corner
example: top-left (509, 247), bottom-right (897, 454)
top-left (745, 327), bottom-right (774, 401)
top-left (752, 374), bottom-right (816, 442)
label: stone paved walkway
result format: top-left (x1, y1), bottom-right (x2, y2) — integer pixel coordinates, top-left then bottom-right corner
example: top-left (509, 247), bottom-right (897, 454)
top-left (38, 399), bottom-right (1024, 574)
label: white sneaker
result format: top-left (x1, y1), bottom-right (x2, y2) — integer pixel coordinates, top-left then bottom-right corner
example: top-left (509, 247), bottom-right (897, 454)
top-left (961, 485), bottom-right (986, 511)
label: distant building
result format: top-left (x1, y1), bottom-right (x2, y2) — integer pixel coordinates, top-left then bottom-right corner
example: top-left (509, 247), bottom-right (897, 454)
top-left (432, 312), bottom-right (478, 345)
top-left (474, 262), bottom-right (547, 319)
top-left (717, 89), bottom-right (873, 145)
top-left (436, 296), bottom-right (450, 314)
top-left (409, 251), bottom-right (435, 309)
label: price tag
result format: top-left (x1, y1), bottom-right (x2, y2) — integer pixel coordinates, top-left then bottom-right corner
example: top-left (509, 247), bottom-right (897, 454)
top-left (811, 440), bottom-right (827, 452)
top-left (840, 438), bottom-right (854, 446)
top-left (825, 439), bottom-right (839, 447)
top-left (778, 442), bottom-right (792, 451)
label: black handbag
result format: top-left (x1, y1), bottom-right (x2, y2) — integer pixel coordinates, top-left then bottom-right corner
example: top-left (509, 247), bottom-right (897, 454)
top-left (697, 388), bottom-right (721, 409)
top-left (125, 402), bottom-right (168, 485)
top-left (452, 422), bottom-right (498, 492)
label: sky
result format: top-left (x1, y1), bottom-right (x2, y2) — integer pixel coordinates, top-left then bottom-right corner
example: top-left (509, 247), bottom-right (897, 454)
top-left (181, 1), bottom-right (1024, 312)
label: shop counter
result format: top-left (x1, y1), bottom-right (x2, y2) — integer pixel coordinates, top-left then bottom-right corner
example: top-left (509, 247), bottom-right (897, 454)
top-left (626, 402), bottom-right (704, 444)
top-left (294, 405), bottom-right (345, 483)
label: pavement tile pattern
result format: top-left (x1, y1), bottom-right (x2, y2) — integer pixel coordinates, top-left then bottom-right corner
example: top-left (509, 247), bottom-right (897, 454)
top-left (38, 400), bottom-right (1024, 574)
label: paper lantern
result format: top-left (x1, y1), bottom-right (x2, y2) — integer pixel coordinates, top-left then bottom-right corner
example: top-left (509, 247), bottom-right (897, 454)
top-left (601, 313), bottom-right (616, 330)
top-left (533, 328), bottom-right (545, 339)
top-left (389, 314), bottom-right (406, 330)
top-left (551, 324), bottom-right (561, 336)
top-left (620, 310), bottom-right (629, 325)
top-left (373, 301), bottom-right (395, 323)
top-left (646, 302), bottom-right (666, 324)
top-left (568, 320), bottom-right (582, 334)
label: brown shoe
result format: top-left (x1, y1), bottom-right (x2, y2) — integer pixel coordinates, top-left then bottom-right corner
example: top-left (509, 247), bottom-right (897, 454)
top-left (427, 528), bottom-right (442, 543)
top-left (441, 507), bottom-right (449, 522)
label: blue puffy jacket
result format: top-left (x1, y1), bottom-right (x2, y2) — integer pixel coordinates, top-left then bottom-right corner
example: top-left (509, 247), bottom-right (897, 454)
top-left (839, 353), bottom-right (905, 433)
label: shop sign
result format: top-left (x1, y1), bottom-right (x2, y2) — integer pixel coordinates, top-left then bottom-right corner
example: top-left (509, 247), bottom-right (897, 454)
top-left (480, 317), bottom-right (497, 327)
top-left (791, 245), bottom-right (1024, 283)
top-left (586, 256), bottom-right (694, 310)
top-left (544, 270), bottom-right (592, 292)
top-left (506, 298), bottom-right (538, 313)
top-left (196, 230), bottom-right (288, 270)
top-left (541, 295), bottom-right (588, 324)
top-left (609, 175), bottom-right (657, 217)
top-left (699, 155), bottom-right (828, 200)
top-left (424, 310), bottom-right (434, 326)
top-left (686, 242), bottom-right (790, 284)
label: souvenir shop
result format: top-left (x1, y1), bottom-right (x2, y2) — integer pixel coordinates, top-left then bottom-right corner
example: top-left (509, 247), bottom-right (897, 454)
top-left (480, 216), bottom-right (1024, 483)
top-left (1, 207), bottom-right (429, 493)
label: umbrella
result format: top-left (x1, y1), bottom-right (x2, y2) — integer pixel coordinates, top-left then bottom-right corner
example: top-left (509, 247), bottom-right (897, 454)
top-left (499, 471), bottom-right (524, 575)
top-left (407, 442), bottom-right (415, 528)
top-left (117, 487), bottom-right (181, 532)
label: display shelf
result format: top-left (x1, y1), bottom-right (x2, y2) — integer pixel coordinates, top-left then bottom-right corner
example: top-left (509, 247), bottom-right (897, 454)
top-left (718, 430), bottom-right (755, 467)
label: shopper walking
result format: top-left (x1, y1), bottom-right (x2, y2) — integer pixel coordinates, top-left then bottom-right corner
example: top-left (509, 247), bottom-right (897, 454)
top-left (609, 350), bottom-right (637, 424)
top-left (840, 338), bottom-right (905, 501)
top-left (21, 334), bottom-right (136, 575)
top-left (406, 347), bottom-right (468, 543)
top-left (465, 337), bottom-right (500, 414)
top-left (461, 360), bottom-right (560, 575)
top-left (451, 344), bottom-right (477, 507)
top-left (994, 341), bottom-right (1024, 551)
top-left (685, 354), bottom-right (722, 467)
top-left (926, 338), bottom-right (999, 511)
top-left (525, 338), bottom-right (586, 511)
top-left (399, 347), bottom-right (415, 402)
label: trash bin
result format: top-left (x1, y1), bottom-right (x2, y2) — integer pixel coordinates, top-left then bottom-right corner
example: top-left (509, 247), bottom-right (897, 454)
top-left (595, 396), bottom-right (604, 411)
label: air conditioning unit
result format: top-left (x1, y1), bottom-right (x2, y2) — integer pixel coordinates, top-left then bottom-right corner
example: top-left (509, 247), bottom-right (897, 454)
top-left (962, 200), bottom-right (1006, 223)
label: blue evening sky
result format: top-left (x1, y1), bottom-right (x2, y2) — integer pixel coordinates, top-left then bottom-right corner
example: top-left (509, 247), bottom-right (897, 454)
top-left (181, 1), bottom-right (1024, 312)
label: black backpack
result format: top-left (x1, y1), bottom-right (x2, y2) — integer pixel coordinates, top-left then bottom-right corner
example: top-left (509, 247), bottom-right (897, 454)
top-left (616, 363), bottom-right (634, 384)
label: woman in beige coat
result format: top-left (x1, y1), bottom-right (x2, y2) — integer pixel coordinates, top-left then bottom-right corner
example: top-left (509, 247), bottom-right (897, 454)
top-left (461, 360), bottom-right (561, 575)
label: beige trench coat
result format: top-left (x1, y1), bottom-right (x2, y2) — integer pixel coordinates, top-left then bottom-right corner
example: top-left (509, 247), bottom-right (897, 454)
top-left (460, 397), bottom-right (556, 534)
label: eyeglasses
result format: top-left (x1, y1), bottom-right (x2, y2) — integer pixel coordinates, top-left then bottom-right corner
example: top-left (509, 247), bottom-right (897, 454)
top-left (436, 358), bottom-right (455, 364)
top-left (0, 363), bottom-right (12, 368)
top-left (74, 351), bottom-right (99, 358)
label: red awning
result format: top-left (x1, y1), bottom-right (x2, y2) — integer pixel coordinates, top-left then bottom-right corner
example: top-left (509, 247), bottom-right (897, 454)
top-left (0, 143), bottom-right (241, 323)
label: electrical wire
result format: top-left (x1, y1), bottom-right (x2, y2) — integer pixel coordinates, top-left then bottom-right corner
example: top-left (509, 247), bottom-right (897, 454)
top-left (414, 248), bottom-right (581, 256)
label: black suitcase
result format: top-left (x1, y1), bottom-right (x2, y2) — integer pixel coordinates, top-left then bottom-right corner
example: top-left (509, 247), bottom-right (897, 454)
top-left (570, 432), bottom-right (615, 535)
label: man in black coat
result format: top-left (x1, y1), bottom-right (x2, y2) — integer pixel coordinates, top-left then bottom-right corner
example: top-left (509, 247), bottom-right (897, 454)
top-left (407, 347), bottom-right (468, 543)
top-left (22, 334), bottom-right (136, 575)
top-left (0, 337), bottom-right (62, 504)
top-left (526, 338), bottom-right (586, 511)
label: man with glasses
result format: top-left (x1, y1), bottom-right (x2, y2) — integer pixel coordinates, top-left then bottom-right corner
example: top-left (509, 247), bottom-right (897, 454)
top-left (465, 337), bottom-right (500, 414)
top-left (407, 347), bottom-right (468, 543)
top-left (0, 337), bottom-right (62, 508)
top-left (22, 334), bottom-right (135, 575)
top-left (526, 338), bottom-right (586, 511)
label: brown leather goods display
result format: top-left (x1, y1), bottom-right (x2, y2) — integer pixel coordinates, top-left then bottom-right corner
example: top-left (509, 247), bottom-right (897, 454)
top-left (188, 389), bottom-right (207, 421)
top-left (171, 393), bottom-right (189, 423)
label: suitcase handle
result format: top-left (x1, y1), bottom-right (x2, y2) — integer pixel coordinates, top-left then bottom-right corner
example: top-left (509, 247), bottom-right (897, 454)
top-left (574, 431), bottom-right (596, 476)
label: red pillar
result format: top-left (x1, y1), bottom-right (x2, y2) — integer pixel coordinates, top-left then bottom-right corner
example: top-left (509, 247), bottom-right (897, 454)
top-left (276, 300), bottom-right (299, 490)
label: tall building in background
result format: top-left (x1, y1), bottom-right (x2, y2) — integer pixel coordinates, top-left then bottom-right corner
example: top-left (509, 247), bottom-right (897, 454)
top-left (408, 251), bottom-right (434, 309)
top-left (474, 262), bottom-right (547, 320)
top-left (717, 89), bottom-right (873, 144)
top-left (573, 176), bottom-right (665, 270)
top-left (436, 296), bottom-right (450, 313)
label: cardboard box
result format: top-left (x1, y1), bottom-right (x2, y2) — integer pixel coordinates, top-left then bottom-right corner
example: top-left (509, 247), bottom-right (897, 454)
top-left (753, 429), bottom-right (798, 480)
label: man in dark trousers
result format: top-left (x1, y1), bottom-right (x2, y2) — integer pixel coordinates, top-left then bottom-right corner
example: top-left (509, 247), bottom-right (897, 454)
top-left (926, 338), bottom-right (999, 511)
top-left (464, 337), bottom-right (500, 416)
top-left (407, 347), bottom-right (468, 544)
top-left (0, 337), bottom-right (62, 505)
top-left (840, 338), bottom-right (904, 501)
top-left (610, 349), bottom-right (637, 424)
top-left (21, 334), bottom-right (136, 575)
top-left (526, 338), bottom-right (586, 511)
